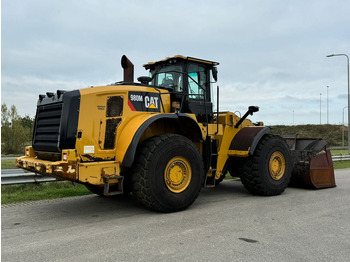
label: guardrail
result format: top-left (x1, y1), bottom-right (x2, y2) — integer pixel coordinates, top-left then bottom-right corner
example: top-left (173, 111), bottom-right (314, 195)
top-left (1, 169), bottom-right (60, 185)
top-left (1, 155), bottom-right (349, 185)
top-left (332, 155), bottom-right (350, 161)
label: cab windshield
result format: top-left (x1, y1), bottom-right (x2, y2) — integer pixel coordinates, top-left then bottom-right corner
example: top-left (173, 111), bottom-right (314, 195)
top-left (150, 65), bottom-right (183, 92)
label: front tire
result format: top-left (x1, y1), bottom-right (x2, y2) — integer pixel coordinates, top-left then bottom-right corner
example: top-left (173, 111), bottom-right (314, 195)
top-left (130, 134), bottom-right (205, 212)
top-left (239, 135), bottom-right (292, 196)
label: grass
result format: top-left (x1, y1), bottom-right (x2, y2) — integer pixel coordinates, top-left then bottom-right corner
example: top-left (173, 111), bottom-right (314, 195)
top-left (270, 124), bottom-right (348, 147)
top-left (1, 181), bottom-right (91, 205)
top-left (1, 154), bottom-right (21, 157)
top-left (333, 160), bottom-right (350, 170)
top-left (331, 150), bottom-right (350, 156)
top-left (1, 159), bottom-right (17, 169)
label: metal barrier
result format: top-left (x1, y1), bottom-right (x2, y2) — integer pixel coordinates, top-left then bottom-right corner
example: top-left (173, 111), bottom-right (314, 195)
top-left (1, 169), bottom-right (60, 185)
top-left (332, 155), bottom-right (350, 161)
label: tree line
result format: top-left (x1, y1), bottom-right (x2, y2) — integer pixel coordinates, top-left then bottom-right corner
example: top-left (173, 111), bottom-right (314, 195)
top-left (1, 104), bottom-right (34, 154)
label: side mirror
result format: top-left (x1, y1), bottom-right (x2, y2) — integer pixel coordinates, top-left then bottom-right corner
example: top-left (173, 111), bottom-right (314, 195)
top-left (234, 106), bottom-right (260, 128)
top-left (212, 67), bottom-right (218, 82)
top-left (248, 106), bottom-right (259, 114)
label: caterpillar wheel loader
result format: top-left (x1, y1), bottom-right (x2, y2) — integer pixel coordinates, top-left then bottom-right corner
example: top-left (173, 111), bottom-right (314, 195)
top-left (16, 55), bottom-right (336, 212)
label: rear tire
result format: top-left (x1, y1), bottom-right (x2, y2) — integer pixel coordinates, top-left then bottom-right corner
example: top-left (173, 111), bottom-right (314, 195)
top-left (239, 135), bottom-right (292, 196)
top-left (130, 134), bottom-right (205, 212)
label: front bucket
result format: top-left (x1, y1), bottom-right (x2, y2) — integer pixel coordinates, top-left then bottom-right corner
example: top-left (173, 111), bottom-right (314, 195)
top-left (283, 136), bottom-right (336, 189)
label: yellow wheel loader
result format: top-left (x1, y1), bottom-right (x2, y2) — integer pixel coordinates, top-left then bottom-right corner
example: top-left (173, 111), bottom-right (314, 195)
top-left (16, 55), bottom-right (336, 212)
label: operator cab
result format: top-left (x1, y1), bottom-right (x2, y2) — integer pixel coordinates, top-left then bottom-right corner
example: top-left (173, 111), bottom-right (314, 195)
top-left (143, 55), bottom-right (219, 122)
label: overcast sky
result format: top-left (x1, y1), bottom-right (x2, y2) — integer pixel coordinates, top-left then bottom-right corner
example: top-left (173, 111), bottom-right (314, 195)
top-left (2, 0), bottom-right (350, 125)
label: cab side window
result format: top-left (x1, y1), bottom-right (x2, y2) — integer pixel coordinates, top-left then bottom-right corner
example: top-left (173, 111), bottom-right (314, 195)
top-left (187, 64), bottom-right (207, 99)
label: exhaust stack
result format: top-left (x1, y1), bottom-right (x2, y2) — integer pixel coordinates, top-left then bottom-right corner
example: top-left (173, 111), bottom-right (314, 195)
top-left (121, 55), bottom-right (134, 82)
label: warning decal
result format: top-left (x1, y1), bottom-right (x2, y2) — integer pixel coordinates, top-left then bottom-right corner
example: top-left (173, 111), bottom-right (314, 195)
top-left (128, 91), bottom-right (161, 112)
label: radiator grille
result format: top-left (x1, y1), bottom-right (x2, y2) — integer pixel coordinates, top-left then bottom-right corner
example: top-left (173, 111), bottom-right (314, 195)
top-left (33, 103), bottom-right (63, 153)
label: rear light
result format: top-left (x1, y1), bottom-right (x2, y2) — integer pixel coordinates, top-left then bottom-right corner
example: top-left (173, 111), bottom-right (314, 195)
top-left (26, 149), bottom-right (30, 156)
top-left (63, 153), bottom-right (68, 161)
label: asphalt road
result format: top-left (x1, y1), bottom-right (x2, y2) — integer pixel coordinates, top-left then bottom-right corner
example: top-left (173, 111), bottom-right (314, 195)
top-left (2, 169), bottom-right (350, 262)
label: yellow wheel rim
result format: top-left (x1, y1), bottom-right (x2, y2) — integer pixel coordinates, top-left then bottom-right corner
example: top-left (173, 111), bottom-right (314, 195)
top-left (164, 157), bottom-right (191, 193)
top-left (269, 151), bottom-right (286, 180)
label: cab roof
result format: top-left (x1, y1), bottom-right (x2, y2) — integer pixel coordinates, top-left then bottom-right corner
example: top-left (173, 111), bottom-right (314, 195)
top-left (143, 55), bottom-right (219, 69)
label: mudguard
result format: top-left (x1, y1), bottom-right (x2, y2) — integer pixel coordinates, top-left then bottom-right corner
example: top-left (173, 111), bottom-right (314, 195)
top-left (120, 113), bottom-right (203, 167)
top-left (229, 126), bottom-right (271, 155)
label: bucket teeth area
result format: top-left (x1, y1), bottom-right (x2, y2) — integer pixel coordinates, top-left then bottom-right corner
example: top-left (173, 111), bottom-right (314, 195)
top-left (283, 137), bottom-right (336, 189)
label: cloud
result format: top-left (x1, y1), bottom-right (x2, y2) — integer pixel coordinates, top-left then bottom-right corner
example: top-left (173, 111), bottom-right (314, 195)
top-left (2, 0), bottom-right (350, 125)
top-left (1, 75), bottom-right (89, 116)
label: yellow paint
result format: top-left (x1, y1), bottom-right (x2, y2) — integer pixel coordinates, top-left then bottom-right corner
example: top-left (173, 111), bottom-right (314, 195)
top-left (208, 123), bottom-right (223, 136)
top-left (268, 151), bottom-right (286, 180)
top-left (15, 155), bottom-right (78, 181)
top-left (164, 156), bottom-right (192, 193)
top-left (78, 161), bottom-right (120, 185)
top-left (202, 112), bottom-right (256, 180)
top-left (76, 85), bottom-right (171, 163)
top-left (115, 113), bottom-right (163, 163)
top-left (62, 149), bottom-right (78, 161)
top-left (227, 150), bottom-right (249, 157)
top-left (24, 146), bottom-right (35, 157)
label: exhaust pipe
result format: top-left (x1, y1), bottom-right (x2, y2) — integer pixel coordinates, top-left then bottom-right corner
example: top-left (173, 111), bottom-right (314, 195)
top-left (121, 55), bottom-right (134, 83)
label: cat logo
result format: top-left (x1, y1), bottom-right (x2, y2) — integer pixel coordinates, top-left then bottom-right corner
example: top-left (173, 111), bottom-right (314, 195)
top-left (128, 91), bottom-right (161, 112)
top-left (145, 96), bottom-right (159, 109)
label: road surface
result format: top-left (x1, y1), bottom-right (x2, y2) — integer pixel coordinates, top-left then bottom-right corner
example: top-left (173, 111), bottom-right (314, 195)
top-left (2, 169), bottom-right (350, 261)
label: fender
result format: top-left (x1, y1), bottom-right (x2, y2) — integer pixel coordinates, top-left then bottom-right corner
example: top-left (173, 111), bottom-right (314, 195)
top-left (229, 126), bottom-right (271, 156)
top-left (120, 113), bottom-right (203, 167)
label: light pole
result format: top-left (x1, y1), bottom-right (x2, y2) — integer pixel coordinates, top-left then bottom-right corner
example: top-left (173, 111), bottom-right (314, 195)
top-left (327, 53), bottom-right (350, 151)
top-left (327, 86), bottom-right (329, 124)
top-left (343, 106), bottom-right (348, 147)
top-left (320, 93), bottom-right (322, 124)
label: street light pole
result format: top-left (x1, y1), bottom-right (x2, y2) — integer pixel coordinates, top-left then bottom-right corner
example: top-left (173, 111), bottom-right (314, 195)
top-left (327, 86), bottom-right (329, 124)
top-left (327, 53), bottom-right (350, 151)
top-left (343, 106), bottom-right (348, 147)
top-left (320, 93), bottom-right (322, 125)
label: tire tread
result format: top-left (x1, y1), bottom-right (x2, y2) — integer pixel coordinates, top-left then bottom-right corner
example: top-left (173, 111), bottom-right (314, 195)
top-left (131, 134), bottom-right (204, 212)
top-left (239, 135), bottom-right (292, 196)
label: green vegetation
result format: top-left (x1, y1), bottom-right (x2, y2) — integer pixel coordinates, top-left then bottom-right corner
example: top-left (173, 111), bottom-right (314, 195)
top-left (333, 160), bottom-right (350, 170)
top-left (331, 150), bottom-right (350, 156)
top-left (1, 159), bottom-right (16, 169)
top-left (1, 181), bottom-right (91, 205)
top-left (1, 104), bottom-right (34, 154)
top-left (1, 154), bottom-right (21, 157)
top-left (270, 124), bottom-right (348, 147)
